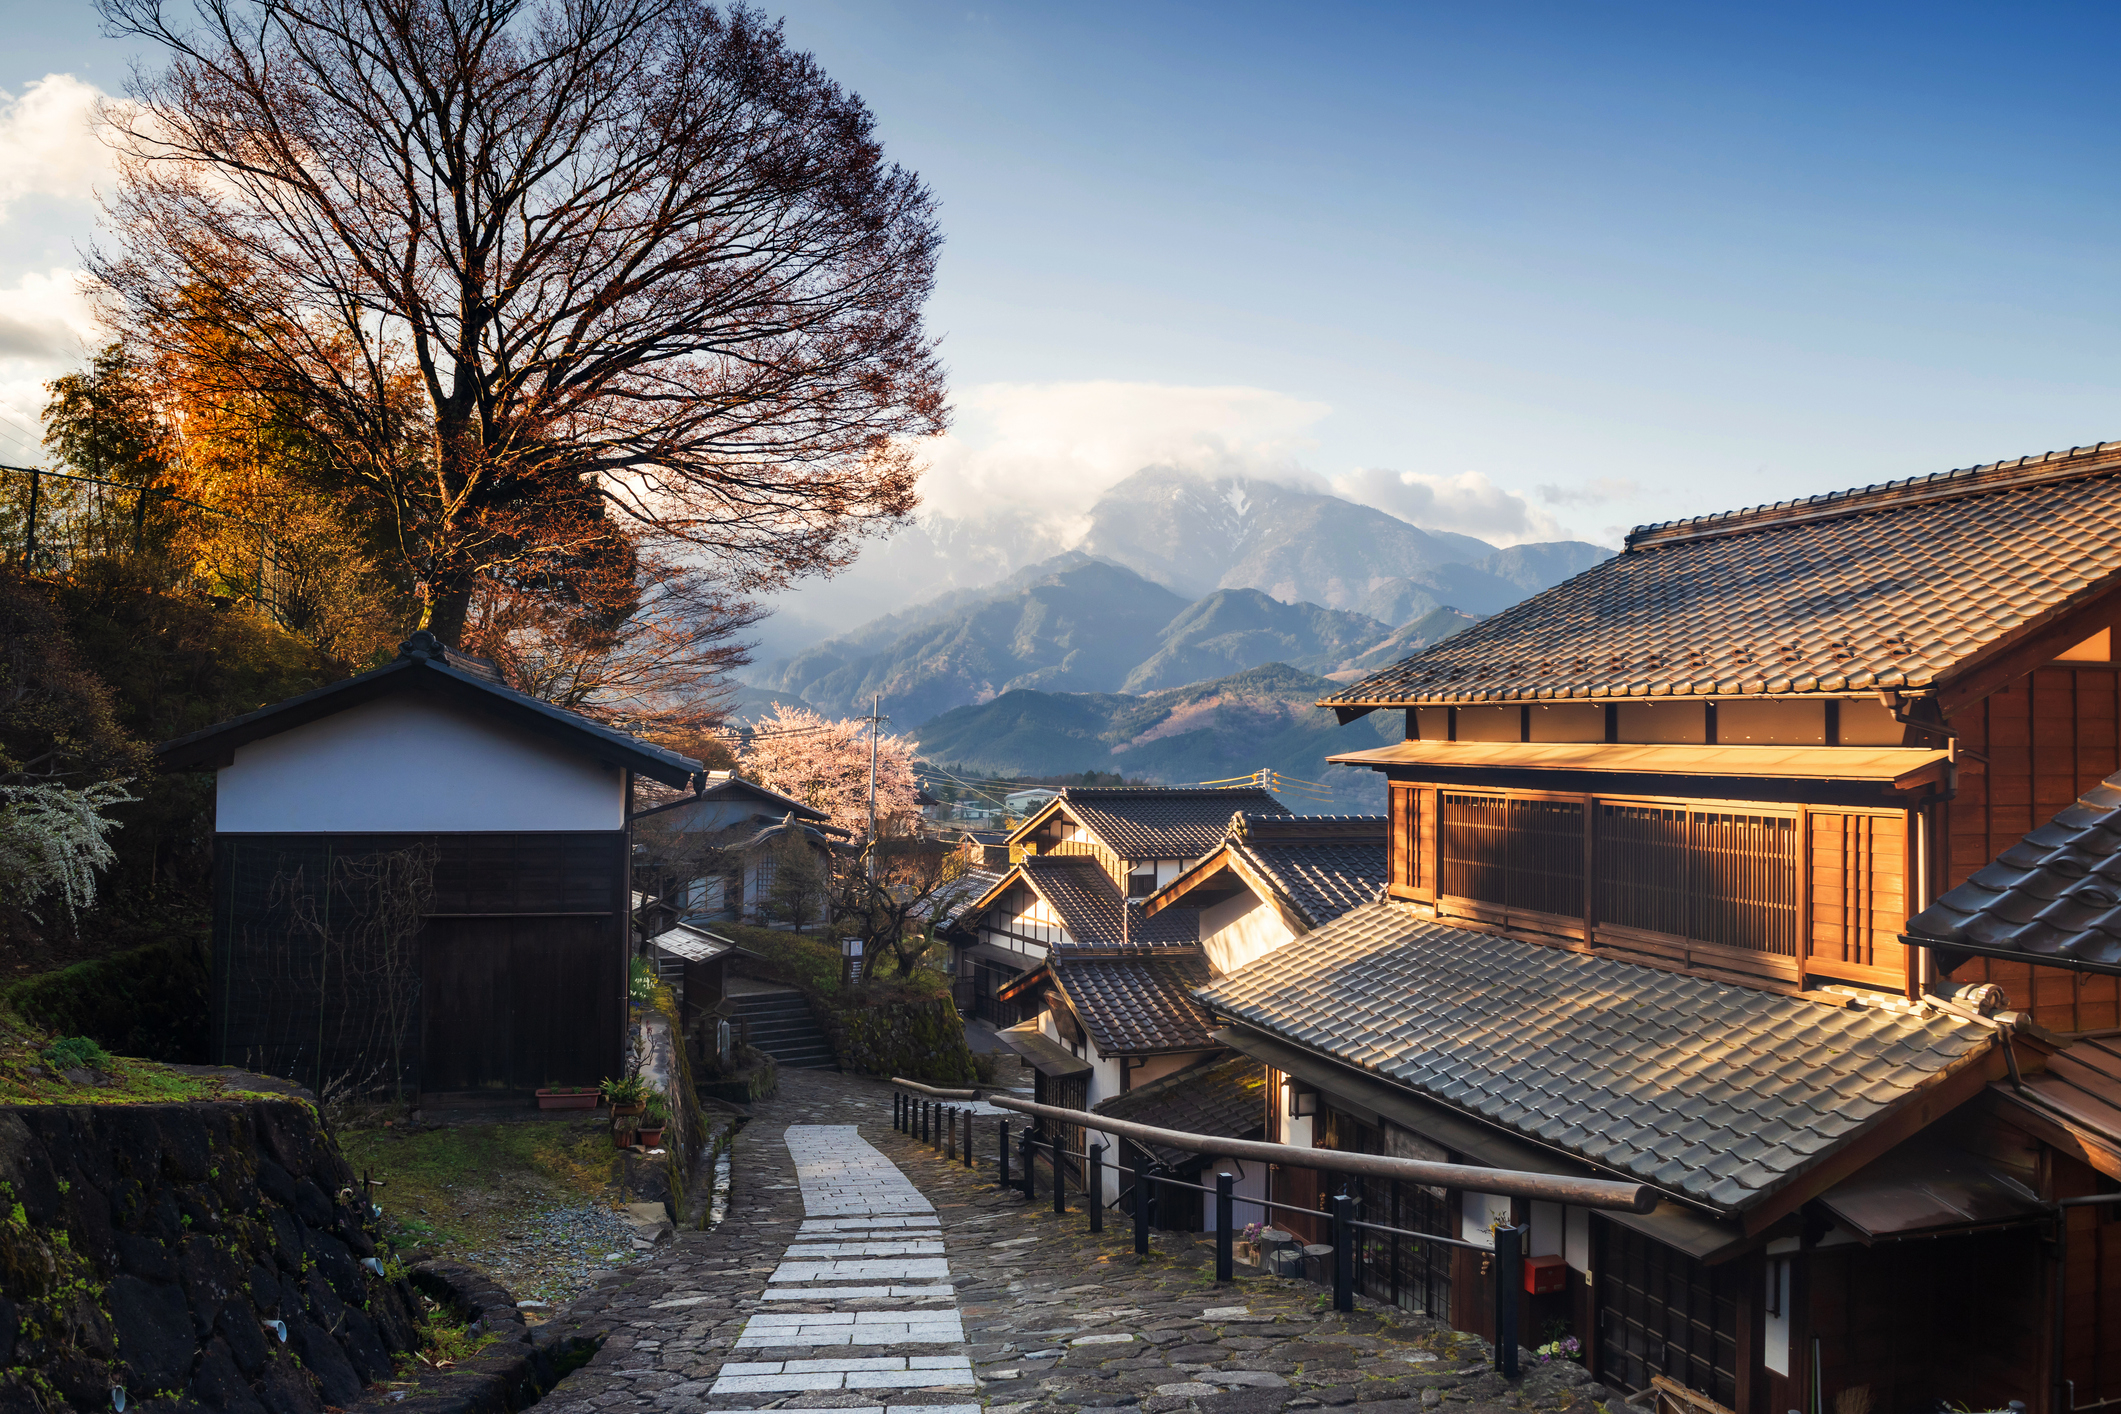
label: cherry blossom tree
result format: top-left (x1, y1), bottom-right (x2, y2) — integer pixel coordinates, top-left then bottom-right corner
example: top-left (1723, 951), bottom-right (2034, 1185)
top-left (739, 702), bottom-right (919, 843)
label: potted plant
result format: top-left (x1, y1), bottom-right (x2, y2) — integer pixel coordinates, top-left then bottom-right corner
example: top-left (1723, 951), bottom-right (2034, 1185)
top-left (611, 1115), bottom-right (638, 1150)
top-left (535, 1084), bottom-right (598, 1111)
top-left (636, 1097), bottom-right (668, 1149)
top-left (601, 1074), bottom-right (649, 1117)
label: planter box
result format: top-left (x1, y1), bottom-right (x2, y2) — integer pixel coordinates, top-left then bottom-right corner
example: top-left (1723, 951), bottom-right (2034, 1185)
top-left (611, 1102), bottom-right (646, 1118)
top-left (535, 1089), bottom-right (599, 1110)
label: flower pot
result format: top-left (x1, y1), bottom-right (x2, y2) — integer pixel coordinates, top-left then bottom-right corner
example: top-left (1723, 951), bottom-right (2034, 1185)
top-left (611, 1128), bottom-right (635, 1150)
top-left (611, 1102), bottom-right (645, 1118)
top-left (636, 1127), bottom-right (665, 1148)
top-left (535, 1089), bottom-right (598, 1110)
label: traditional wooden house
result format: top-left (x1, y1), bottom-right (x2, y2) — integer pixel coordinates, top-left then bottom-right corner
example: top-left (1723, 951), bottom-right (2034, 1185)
top-left (955, 787), bottom-right (1283, 1203)
top-left (1144, 812), bottom-right (1387, 973)
top-left (1190, 444), bottom-right (2121, 1411)
top-left (155, 630), bottom-right (701, 1098)
top-left (951, 784), bottom-right (1287, 1022)
top-left (631, 772), bottom-right (844, 923)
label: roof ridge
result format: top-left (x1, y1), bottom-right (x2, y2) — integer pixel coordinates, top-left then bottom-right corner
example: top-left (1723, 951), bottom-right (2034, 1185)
top-left (1624, 441), bottom-right (2121, 551)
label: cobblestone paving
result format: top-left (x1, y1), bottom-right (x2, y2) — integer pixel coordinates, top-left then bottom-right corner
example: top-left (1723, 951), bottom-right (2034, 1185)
top-left (537, 1070), bottom-right (1619, 1414)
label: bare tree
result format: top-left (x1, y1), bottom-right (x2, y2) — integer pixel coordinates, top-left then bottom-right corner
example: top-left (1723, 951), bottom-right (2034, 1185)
top-left (93, 0), bottom-right (946, 644)
top-left (831, 828), bottom-right (980, 980)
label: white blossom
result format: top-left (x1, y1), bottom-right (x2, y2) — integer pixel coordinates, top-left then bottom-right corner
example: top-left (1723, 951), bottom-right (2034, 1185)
top-left (0, 779), bottom-right (135, 920)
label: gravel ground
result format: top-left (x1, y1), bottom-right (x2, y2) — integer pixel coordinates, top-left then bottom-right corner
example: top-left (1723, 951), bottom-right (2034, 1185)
top-left (456, 1200), bottom-right (655, 1307)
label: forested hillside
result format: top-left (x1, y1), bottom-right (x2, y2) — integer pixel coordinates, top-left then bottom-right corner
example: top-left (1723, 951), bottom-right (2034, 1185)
top-left (915, 663), bottom-right (1402, 811)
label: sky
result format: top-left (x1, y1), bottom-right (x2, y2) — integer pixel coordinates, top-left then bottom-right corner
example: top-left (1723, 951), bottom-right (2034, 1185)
top-left (5, 1), bottom-right (2121, 560)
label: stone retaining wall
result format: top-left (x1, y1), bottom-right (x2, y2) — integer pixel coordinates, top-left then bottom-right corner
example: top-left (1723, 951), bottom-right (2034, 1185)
top-left (0, 1084), bottom-right (422, 1414)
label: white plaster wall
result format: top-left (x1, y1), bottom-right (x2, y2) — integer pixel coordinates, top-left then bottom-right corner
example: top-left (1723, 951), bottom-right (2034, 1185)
top-left (1201, 891), bottom-right (1299, 976)
top-left (216, 694), bottom-right (624, 833)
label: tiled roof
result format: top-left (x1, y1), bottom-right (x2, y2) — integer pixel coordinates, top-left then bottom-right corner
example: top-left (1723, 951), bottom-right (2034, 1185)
top-left (1907, 769), bottom-right (2121, 972)
top-left (1052, 787), bottom-right (1290, 859)
top-left (1053, 953), bottom-right (1219, 1055)
top-left (1197, 902), bottom-right (1994, 1213)
top-left (1094, 1053), bottom-right (1269, 1167)
top-left (1232, 839), bottom-right (1386, 929)
top-left (156, 630), bottom-right (702, 786)
top-left (1319, 449), bottom-right (2121, 708)
top-left (932, 868), bottom-right (1009, 932)
top-left (1018, 855), bottom-right (1199, 953)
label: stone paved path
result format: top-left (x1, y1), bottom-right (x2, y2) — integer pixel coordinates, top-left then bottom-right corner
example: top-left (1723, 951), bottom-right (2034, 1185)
top-left (536, 1070), bottom-right (1618, 1414)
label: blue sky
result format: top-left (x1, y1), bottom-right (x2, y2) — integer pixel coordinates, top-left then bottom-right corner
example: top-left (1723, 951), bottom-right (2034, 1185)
top-left (4, 1), bottom-right (2120, 548)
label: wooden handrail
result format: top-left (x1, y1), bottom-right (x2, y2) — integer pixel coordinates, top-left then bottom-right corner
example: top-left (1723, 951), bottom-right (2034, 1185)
top-left (890, 1077), bottom-right (981, 1099)
top-left (983, 1093), bottom-right (1659, 1213)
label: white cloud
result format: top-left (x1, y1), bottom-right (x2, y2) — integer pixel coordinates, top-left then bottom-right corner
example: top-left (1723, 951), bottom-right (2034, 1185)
top-left (1535, 476), bottom-right (1642, 509)
top-left (0, 268), bottom-right (105, 460)
top-left (914, 380), bottom-right (1331, 541)
top-left (0, 75), bottom-right (118, 222)
top-left (1330, 466), bottom-right (1567, 546)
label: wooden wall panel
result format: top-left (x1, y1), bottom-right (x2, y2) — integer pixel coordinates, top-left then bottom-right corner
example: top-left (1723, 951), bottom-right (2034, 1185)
top-left (1805, 811), bottom-right (1907, 986)
top-left (1945, 665), bottom-right (2121, 1023)
top-left (1389, 783), bottom-right (1414, 891)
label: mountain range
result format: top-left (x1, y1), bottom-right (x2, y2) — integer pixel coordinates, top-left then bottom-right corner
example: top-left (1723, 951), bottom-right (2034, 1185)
top-left (758, 555), bottom-right (1491, 725)
top-left (914, 664), bottom-right (1402, 811)
top-left (745, 465), bottom-right (1611, 669)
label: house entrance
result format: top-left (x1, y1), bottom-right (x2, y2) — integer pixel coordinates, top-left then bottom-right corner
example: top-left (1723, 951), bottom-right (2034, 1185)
top-left (420, 916), bottom-right (620, 1093)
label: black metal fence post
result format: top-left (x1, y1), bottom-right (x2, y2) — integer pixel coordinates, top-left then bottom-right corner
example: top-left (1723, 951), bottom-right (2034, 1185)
top-left (921, 1100), bottom-right (930, 1144)
top-left (1493, 1223), bottom-right (1523, 1378)
top-left (1089, 1144), bottom-right (1104, 1233)
top-left (962, 1110), bottom-right (974, 1168)
top-left (23, 467), bottom-right (39, 562)
top-left (1052, 1136), bottom-right (1067, 1215)
top-left (1332, 1191), bottom-right (1355, 1313)
top-left (1215, 1172), bottom-right (1234, 1282)
top-left (1020, 1130), bottom-right (1036, 1199)
top-left (998, 1120), bottom-right (1010, 1189)
top-left (1133, 1160), bottom-right (1150, 1255)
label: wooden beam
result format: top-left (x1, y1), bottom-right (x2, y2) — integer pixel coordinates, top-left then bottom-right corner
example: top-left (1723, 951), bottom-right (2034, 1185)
top-left (1740, 1043), bottom-right (2004, 1235)
top-left (1933, 579), bottom-right (2121, 718)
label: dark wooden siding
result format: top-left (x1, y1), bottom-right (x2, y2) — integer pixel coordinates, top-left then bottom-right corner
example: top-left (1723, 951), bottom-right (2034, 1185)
top-left (210, 831), bottom-right (627, 1095)
top-left (1948, 664), bottom-right (2121, 1028)
top-left (1596, 1218), bottom-right (1741, 1408)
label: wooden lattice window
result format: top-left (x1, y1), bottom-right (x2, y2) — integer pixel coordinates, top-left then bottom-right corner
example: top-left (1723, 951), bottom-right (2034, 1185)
top-left (1438, 793), bottom-right (1584, 920)
top-left (1599, 804), bottom-right (1798, 956)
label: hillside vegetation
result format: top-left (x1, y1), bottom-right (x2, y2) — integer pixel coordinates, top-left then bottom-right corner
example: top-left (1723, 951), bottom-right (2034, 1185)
top-left (916, 663), bottom-right (1405, 811)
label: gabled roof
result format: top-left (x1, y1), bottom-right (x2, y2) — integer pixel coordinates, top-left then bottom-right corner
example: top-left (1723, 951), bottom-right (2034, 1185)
top-left (1051, 953), bottom-right (1218, 1056)
top-left (1147, 812), bottom-right (1387, 930)
top-left (155, 630), bottom-right (700, 787)
top-left (1909, 769), bottom-right (2121, 974)
top-left (1012, 855), bottom-right (1198, 953)
top-left (1197, 901), bottom-right (1997, 1216)
top-left (632, 771), bottom-right (832, 824)
top-left (1013, 786), bottom-right (1290, 859)
top-left (1093, 1053), bottom-right (1268, 1167)
top-left (1319, 444), bottom-right (2121, 711)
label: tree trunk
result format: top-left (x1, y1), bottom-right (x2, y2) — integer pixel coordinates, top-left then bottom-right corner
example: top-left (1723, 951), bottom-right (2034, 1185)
top-left (426, 583), bottom-right (474, 647)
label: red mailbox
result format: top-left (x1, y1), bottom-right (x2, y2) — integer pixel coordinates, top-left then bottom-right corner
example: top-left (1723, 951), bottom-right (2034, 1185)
top-left (1524, 1254), bottom-right (1568, 1295)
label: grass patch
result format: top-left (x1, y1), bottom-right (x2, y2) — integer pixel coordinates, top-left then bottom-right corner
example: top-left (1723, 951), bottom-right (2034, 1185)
top-left (339, 1117), bottom-right (623, 1256)
top-left (715, 922), bottom-right (953, 1004)
top-left (0, 1001), bottom-right (283, 1108)
top-left (392, 1296), bottom-right (503, 1378)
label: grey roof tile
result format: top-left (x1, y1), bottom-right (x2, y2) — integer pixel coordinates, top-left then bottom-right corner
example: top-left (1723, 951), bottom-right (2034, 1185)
top-left (1092, 1053), bottom-right (1269, 1167)
top-left (1017, 855), bottom-right (1198, 953)
top-left (1911, 766), bottom-right (2121, 977)
top-left (1198, 901), bottom-right (1994, 1214)
top-left (1050, 787), bottom-right (1289, 859)
top-left (1054, 953), bottom-right (1218, 1055)
top-left (1317, 447), bottom-right (2121, 708)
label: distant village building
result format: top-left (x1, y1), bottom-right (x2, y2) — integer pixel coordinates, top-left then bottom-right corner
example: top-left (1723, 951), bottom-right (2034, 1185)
top-left (632, 771), bottom-right (845, 924)
top-left (1002, 786), bottom-right (1060, 817)
top-left (1198, 445), bottom-right (2121, 1410)
top-left (155, 631), bottom-right (700, 1097)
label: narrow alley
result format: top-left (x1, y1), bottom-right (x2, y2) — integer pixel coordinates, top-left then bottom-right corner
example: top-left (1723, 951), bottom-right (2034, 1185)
top-left (534, 1070), bottom-right (1611, 1414)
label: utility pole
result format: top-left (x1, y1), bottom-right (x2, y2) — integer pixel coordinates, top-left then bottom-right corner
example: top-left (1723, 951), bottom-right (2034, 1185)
top-left (866, 694), bottom-right (881, 880)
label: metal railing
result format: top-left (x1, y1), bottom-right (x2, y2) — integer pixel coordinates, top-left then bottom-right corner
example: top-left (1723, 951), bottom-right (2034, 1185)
top-left (0, 462), bottom-right (289, 620)
top-left (891, 1083), bottom-right (1655, 1378)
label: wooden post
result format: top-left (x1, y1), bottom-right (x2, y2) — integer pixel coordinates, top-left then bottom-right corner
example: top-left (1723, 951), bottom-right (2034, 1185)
top-left (1333, 1191), bottom-right (1355, 1313)
top-left (1089, 1144), bottom-right (1104, 1233)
